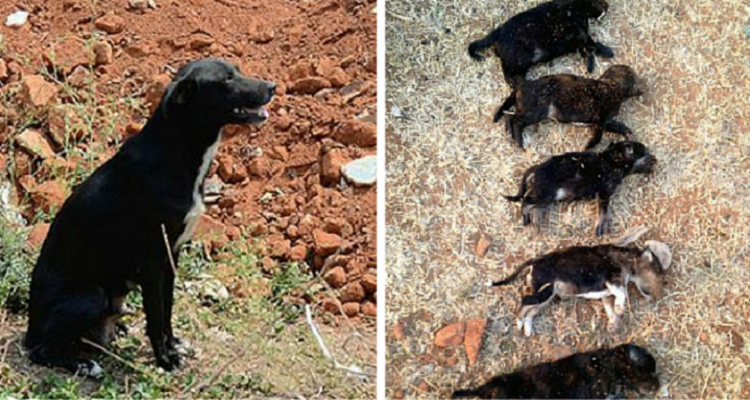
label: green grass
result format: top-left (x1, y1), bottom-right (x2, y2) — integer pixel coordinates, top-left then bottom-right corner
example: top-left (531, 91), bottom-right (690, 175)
top-left (0, 215), bottom-right (35, 313)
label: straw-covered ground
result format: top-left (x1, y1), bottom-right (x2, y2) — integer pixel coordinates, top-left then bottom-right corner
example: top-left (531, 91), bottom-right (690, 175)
top-left (386, 0), bottom-right (750, 398)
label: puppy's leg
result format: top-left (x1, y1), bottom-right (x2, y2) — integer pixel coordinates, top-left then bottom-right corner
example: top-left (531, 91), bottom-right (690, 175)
top-left (602, 295), bottom-right (621, 332)
top-left (28, 289), bottom-right (109, 377)
top-left (602, 120), bottom-right (634, 141)
top-left (586, 126), bottom-right (605, 150)
top-left (595, 42), bottom-right (615, 58)
top-left (595, 194), bottom-right (612, 237)
top-left (605, 282), bottom-right (628, 316)
top-left (517, 285), bottom-right (554, 337)
top-left (142, 270), bottom-right (181, 371)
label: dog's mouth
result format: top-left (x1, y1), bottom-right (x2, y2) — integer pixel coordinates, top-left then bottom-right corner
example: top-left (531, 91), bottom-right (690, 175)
top-left (231, 105), bottom-right (270, 124)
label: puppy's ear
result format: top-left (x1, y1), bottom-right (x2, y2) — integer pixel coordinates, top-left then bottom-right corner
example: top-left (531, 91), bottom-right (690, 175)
top-left (162, 73), bottom-right (197, 118)
top-left (645, 240), bottom-right (672, 270)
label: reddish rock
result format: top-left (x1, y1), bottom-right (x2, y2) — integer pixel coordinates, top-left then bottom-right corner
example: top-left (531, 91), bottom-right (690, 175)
top-left (290, 77), bottom-right (331, 95)
top-left (268, 145), bottom-right (289, 161)
top-left (362, 301), bottom-right (376, 317)
top-left (217, 154), bottom-right (247, 183)
top-left (27, 223), bottom-right (50, 250)
top-left (361, 273), bottom-right (377, 294)
top-left (30, 180), bottom-right (67, 214)
top-left (17, 175), bottom-right (36, 193)
top-left (321, 297), bottom-right (339, 314)
top-left (194, 214), bottom-right (228, 250)
top-left (334, 119), bottom-right (377, 147)
top-left (43, 36), bottom-right (92, 75)
top-left (434, 322), bottom-right (465, 347)
top-left (393, 322), bottom-right (405, 340)
top-left (93, 41), bottom-right (114, 65)
top-left (124, 121), bottom-right (143, 137)
top-left (14, 151), bottom-right (33, 176)
top-left (40, 156), bottom-right (74, 178)
top-left (260, 256), bottom-right (276, 273)
top-left (464, 318), bottom-right (487, 365)
top-left (298, 214), bottom-right (318, 236)
top-left (0, 59), bottom-right (7, 82)
top-left (16, 129), bottom-right (55, 159)
top-left (328, 67), bottom-right (349, 87)
top-left (476, 233), bottom-right (491, 257)
top-left (320, 149), bottom-right (347, 186)
top-left (323, 266), bottom-right (347, 288)
top-left (225, 225), bottom-right (241, 240)
top-left (342, 302), bottom-right (360, 317)
top-left (289, 244), bottom-right (308, 261)
top-left (313, 229), bottom-right (341, 256)
top-left (67, 66), bottom-right (91, 89)
top-left (144, 74), bottom-right (172, 114)
top-left (21, 75), bottom-right (58, 108)
top-left (265, 233), bottom-right (291, 258)
top-left (189, 33), bottom-right (215, 50)
top-left (393, 389), bottom-right (405, 399)
top-left (124, 40), bottom-right (153, 58)
top-left (339, 281), bottom-right (365, 303)
top-left (94, 13), bottom-right (126, 34)
top-left (248, 157), bottom-right (271, 177)
top-left (247, 23), bottom-right (274, 43)
top-left (47, 105), bottom-right (84, 150)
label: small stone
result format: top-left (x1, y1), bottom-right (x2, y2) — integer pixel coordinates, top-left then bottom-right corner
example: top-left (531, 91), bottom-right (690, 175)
top-left (476, 233), bottom-right (491, 257)
top-left (290, 77), bottom-right (331, 95)
top-left (194, 214), bottom-right (228, 250)
top-left (124, 121), bottom-right (143, 137)
top-left (321, 297), bottom-right (339, 314)
top-left (16, 129), bottom-right (55, 159)
top-left (265, 233), bottom-right (291, 258)
top-left (27, 223), bottom-right (50, 249)
top-left (5, 11), bottom-right (29, 28)
top-left (328, 67), bottom-right (349, 87)
top-left (339, 282), bottom-right (365, 303)
top-left (43, 36), bottom-right (92, 75)
top-left (268, 145), bottom-right (289, 161)
top-left (320, 149), bottom-right (347, 186)
top-left (128, 0), bottom-right (147, 9)
top-left (124, 41), bottom-right (153, 58)
top-left (248, 157), bottom-right (271, 177)
top-left (434, 322), bottom-right (465, 347)
top-left (29, 180), bottom-right (67, 214)
top-left (464, 318), bottom-right (487, 365)
top-left (362, 301), bottom-right (376, 317)
top-left (289, 244), bottom-right (307, 262)
top-left (93, 41), bottom-right (113, 65)
top-left (334, 119), bottom-right (376, 147)
top-left (217, 154), bottom-right (246, 183)
top-left (47, 105), bottom-right (84, 150)
top-left (699, 332), bottom-right (709, 343)
top-left (342, 302), bottom-right (360, 317)
top-left (361, 273), bottom-right (377, 294)
top-left (189, 33), bottom-right (215, 50)
top-left (260, 256), bottom-right (275, 273)
top-left (94, 13), bottom-right (126, 34)
top-left (247, 23), bottom-right (274, 43)
top-left (144, 74), bottom-right (172, 114)
top-left (313, 229), bottom-right (341, 256)
top-left (21, 75), bottom-right (58, 108)
top-left (40, 156), bottom-right (74, 178)
top-left (342, 155), bottom-right (377, 186)
top-left (323, 266), bottom-right (347, 288)
top-left (340, 80), bottom-right (370, 103)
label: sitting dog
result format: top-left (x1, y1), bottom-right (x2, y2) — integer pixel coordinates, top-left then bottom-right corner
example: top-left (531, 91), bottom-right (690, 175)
top-left (451, 343), bottom-right (660, 399)
top-left (468, 0), bottom-right (614, 87)
top-left (487, 227), bottom-right (671, 337)
top-left (494, 65), bottom-right (643, 149)
top-left (25, 58), bottom-right (275, 376)
top-left (504, 141), bottom-right (656, 236)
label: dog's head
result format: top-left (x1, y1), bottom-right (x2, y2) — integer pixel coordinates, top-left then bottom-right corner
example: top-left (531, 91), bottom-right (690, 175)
top-left (630, 240), bottom-right (671, 300)
top-left (605, 141), bottom-right (657, 175)
top-left (614, 344), bottom-right (660, 395)
top-left (162, 58), bottom-right (275, 126)
top-left (579, 0), bottom-right (609, 19)
top-left (600, 65), bottom-right (643, 97)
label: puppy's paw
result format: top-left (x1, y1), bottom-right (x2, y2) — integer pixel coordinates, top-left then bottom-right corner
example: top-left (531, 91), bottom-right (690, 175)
top-left (78, 359), bottom-right (104, 378)
top-left (596, 43), bottom-right (615, 58)
top-left (156, 352), bottom-right (182, 371)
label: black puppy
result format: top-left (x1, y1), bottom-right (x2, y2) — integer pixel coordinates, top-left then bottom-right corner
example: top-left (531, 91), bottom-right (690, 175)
top-left (504, 141), bottom-right (656, 236)
top-left (25, 59), bottom-right (275, 376)
top-left (468, 0), bottom-right (614, 87)
top-left (452, 343), bottom-right (660, 399)
top-left (495, 65), bottom-right (643, 149)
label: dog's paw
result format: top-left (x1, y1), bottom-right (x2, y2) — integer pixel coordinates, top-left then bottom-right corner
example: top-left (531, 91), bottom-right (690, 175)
top-left (156, 352), bottom-right (182, 371)
top-left (78, 360), bottom-right (104, 378)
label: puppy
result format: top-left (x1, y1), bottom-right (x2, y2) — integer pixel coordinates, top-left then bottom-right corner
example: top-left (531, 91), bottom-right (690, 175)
top-left (25, 59), bottom-right (275, 376)
top-left (469, 0), bottom-right (614, 87)
top-left (452, 343), bottom-right (660, 399)
top-left (487, 228), bottom-right (671, 337)
top-left (495, 65), bottom-right (643, 149)
top-left (504, 141), bottom-right (656, 236)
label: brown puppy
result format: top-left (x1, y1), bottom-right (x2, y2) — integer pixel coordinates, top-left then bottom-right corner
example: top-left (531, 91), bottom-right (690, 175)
top-left (494, 65), bottom-right (643, 149)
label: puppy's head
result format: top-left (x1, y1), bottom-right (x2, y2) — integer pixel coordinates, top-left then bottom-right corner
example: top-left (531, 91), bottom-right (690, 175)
top-left (617, 344), bottom-right (660, 395)
top-left (580, 0), bottom-right (609, 19)
top-left (162, 58), bottom-right (275, 126)
top-left (600, 65), bottom-right (643, 97)
top-left (605, 141), bottom-right (657, 174)
top-left (632, 240), bottom-right (671, 300)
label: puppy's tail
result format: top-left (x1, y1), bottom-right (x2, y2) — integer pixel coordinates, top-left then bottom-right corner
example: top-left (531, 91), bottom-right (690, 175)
top-left (485, 260), bottom-right (534, 287)
top-left (468, 36), bottom-right (493, 61)
top-left (503, 166), bottom-right (535, 202)
top-left (493, 91), bottom-right (516, 123)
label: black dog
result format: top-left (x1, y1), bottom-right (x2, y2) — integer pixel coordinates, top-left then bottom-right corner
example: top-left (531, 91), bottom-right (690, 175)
top-left (468, 0), bottom-right (614, 87)
top-left (504, 141), bottom-right (656, 236)
top-left (495, 65), bottom-right (643, 149)
top-left (452, 343), bottom-right (660, 399)
top-left (25, 59), bottom-right (275, 375)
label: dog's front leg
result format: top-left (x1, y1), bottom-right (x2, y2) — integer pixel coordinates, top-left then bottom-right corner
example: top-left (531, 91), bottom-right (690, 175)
top-left (142, 272), bottom-right (181, 371)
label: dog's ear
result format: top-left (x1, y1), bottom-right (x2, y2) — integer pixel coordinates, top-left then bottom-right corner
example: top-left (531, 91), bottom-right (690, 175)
top-left (162, 72), bottom-right (197, 118)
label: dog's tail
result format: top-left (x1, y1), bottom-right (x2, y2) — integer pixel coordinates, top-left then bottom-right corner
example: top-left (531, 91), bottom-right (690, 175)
top-left (503, 166), bottom-right (535, 202)
top-left (493, 91), bottom-right (517, 123)
top-left (468, 36), bottom-right (494, 61)
top-left (485, 260), bottom-right (535, 287)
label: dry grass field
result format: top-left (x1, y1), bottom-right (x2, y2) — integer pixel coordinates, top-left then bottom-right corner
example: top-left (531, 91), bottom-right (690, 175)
top-left (385, 0), bottom-right (750, 398)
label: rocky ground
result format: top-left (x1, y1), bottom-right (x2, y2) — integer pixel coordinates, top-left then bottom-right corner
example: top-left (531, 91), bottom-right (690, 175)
top-left (0, 0), bottom-right (376, 397)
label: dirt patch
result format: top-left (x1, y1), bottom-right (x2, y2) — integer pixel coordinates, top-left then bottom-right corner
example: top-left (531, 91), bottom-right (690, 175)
top-left (386, 0), bottom-right (750, 398)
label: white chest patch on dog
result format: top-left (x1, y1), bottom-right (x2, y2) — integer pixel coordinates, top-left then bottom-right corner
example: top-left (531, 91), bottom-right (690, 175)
top-left (577, 289), bottom-right (611, 299)
top-left (174, 137), bottom-right (221, 251)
